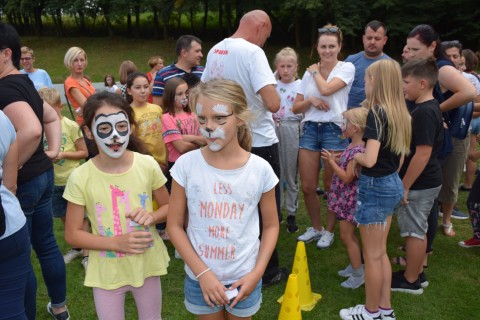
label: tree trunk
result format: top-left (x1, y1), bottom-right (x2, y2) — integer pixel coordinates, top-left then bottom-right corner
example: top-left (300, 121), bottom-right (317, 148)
top-left (225, 0), bottom-right (232, 35)
top-left (127, 12), bottom-right (132, 36)
top-left (152, 5), bottom-right (159, 39)
top-left (33, 2), bottom-right (44, 36)
top-left (202, 0), bottom-right (208, 37)
top-left (218, 1), bottom-right (223, 36)
top-left (190, 8), bottom-right (194, 33)
top-left (78, 10), bottom-right (86, 34)
top-left (295, 15), bottom-right (301, 48)
top-left (135, 2), bottom-right (140, 38)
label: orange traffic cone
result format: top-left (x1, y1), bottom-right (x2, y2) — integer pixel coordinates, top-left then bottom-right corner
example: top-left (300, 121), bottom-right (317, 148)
top-left (278, 241), bottom-right (321, 311)
top-left (278, 274), bottom-right (302, 320)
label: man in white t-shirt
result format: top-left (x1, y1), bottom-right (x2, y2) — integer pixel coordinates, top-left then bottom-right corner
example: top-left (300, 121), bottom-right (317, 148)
top-left (201, 10), bottom-right (286, 287)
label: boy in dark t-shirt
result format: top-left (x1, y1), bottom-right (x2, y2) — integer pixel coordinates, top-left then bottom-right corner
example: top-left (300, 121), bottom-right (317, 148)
top-left (391, 58), bottom-right (444, 294)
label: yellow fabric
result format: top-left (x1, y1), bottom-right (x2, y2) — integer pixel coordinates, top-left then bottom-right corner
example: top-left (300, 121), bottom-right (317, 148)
top-left (54, 117), bottom-right (83, 186)
top-left (132, 103), bottom-right (167, 166)
top-left (63, 152), bottom-right (170, 289)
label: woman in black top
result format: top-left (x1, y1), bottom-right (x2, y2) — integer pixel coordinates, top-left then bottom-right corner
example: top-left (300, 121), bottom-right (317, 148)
top-left (0, 22), bottom-right (69, 319)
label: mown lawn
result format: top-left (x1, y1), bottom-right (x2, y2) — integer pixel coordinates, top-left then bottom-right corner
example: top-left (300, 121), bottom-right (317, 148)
top-left (22, 36), bottom-right (479, 319)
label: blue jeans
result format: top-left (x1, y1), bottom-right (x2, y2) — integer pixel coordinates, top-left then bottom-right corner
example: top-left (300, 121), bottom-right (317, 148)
top-left (16, 169), bottom-right (67, 315)
top-left (0, 224), bottom-right (35, 320)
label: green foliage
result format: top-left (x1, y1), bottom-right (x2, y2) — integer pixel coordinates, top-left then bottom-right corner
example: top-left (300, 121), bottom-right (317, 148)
top-left (3, 0), bottom-right (480, 52)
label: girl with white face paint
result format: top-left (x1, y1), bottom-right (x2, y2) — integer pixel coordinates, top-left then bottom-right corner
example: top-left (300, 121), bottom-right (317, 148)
top-left (168, 79), bottom-right (280, 320)
top-left (63, 92), bottom-right (170, 320)
top-left (161, 77), bottom-right (205, 191)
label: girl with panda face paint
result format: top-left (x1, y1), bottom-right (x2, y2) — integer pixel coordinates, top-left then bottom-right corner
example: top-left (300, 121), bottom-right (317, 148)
top-left (63, 92), bottom-right (170, 319)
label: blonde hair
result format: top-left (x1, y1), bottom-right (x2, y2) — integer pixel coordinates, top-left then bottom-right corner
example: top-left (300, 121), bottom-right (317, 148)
top-left (21, 46), bottom-right (34, 57)
top-left (365, 60), bottom-right (411, 156)
top-left (64, 47), bottom-right (87, 69)
top-left (38, 87), bottom-right (61, 108)
top-left (343, 107), bottom-right (368, 131)
top-left (274, 47), bottom-right (299, 80)
top-left (148, 56), bottom-right (164, 68)
top-left (189, 79), bottom-right (253, 151)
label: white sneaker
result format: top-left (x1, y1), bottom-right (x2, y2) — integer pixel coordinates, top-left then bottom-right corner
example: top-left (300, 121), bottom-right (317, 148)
top-left (316, 231), bottom-right (334, 249)
top-left (63, 249), bottom-right (83, 264)
top-left (380, 309), bottom-right (397, 320)
top-left (341, 273), bottom-right (365, 289)
top-left (340, 305), bottom-right (382, 320)
top-left (338, 264), bottom-right (353, 277)
top-left (81, 257), bottom-right (88, 271)
top-left (297, 227), bottom-right (324, 243)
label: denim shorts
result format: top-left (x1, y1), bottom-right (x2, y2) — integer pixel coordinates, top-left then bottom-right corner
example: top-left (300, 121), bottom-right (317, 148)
top-left (184, 275), bottom-right (262, 317)
top-left (354, 172), bottom-right (403, 225)
top-left (299, 121), bottom-right (348, 152)
top-left (52, 185), bottom-right (67, 218)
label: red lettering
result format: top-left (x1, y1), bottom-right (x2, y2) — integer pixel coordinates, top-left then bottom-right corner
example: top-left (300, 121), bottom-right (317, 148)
top-left (213, 49), bottom-right (229, 55)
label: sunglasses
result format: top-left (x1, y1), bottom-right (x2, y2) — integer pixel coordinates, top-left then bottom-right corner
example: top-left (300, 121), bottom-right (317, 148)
top-left (318, 27), bottom-right (340, 34)
top-left (441, 40), bottom-right (462, 48)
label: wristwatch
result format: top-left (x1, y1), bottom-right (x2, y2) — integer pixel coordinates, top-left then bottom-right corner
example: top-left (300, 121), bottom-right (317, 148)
top-left (312, 71), bottom-right (318, 77)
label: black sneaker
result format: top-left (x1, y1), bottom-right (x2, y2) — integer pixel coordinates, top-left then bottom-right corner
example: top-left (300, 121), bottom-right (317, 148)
top-left (391, 270), bottom-right (423, 295)
top-left (316, 187), bottom-right (324, 195)
top-left (419, 272), bottom-right (429, 288)
top-left (286, 215), bottom-right (299, 233)
top-left (262, 267), bottom-right (288, 288)
top-left (47, 302), bottom-right (70, 320)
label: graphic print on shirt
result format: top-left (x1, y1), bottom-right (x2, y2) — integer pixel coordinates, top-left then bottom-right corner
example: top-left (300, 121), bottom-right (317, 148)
top-left (195, 181), bottom-right (257, 262)
top-left (94, 202), bottom-right (112, 257)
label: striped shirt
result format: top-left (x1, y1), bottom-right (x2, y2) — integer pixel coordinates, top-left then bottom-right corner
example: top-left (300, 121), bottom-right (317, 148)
top-left (152, 63), bottom-right (204, 97)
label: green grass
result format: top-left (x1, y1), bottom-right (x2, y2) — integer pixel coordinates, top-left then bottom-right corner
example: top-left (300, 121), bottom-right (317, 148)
top-left (24, 37), bottom-right (479, 319)
top-left (32, 189), bottom-right (477, 319)
top-left (20, 37), bottom-right (316, 85)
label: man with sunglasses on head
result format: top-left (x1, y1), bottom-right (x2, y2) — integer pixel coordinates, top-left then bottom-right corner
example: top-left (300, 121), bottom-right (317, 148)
top-left (345, 20), bottom-right (390, 109)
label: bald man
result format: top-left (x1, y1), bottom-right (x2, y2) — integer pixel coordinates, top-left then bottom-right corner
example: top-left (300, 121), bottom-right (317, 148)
top-left (202, 10), bottom-right (287, 287)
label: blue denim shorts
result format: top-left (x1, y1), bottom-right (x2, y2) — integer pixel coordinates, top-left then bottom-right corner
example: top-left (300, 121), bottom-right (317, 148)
top-left (299, 121), bottom-right (348, 152)
top-left (52, 185), bottom-right (67, 218)
top-left (184, 275), bottom-right (262, 317)
top-left (354, 172), bottom-right (403, 225)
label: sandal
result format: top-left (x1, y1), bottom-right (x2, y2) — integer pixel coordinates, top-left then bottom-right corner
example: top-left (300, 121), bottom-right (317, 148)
top-left (391, 256), bottom-right (407, 266)
top-left (442, 223), bottom-right (456, 237)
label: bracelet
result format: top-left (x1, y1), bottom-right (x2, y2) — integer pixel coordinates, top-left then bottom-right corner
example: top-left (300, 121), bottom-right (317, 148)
top-left (196, 267), bottom-right (211, 279)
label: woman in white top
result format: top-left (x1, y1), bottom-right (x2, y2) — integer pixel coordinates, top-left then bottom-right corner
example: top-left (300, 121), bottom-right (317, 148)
top-left (292, 25), bottom-right (355, 249)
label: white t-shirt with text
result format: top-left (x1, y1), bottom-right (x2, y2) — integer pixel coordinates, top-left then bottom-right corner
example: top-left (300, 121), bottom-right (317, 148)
top-left (171, 150), bottom-right (278, 284)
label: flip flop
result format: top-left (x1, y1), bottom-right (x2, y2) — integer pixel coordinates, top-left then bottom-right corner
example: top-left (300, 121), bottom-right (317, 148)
top-left (442, 223), bottom-right (456, 237)
top-left (391, 256), bottom-right (407, 266)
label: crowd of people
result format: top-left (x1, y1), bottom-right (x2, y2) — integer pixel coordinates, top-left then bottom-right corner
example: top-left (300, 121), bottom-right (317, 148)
top-left (0, 9), bottom-right (479, 320)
